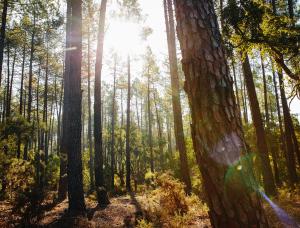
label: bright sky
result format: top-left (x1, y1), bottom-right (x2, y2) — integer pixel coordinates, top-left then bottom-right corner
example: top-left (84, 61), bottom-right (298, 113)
top-left (100, 0), bottom-right (300, 120)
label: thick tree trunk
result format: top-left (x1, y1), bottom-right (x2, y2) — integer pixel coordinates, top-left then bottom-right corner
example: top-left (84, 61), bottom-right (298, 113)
top-left (0, 0), bottom-right (8, 88)
top-left (174, 0), bottom-right (269, 226)
top-left (66, 0), bottom-right (86, 214)
top-left (94, 0), bottom-right (109, 205)
top-left (164, 0), bottom-right (192, 193)
top-left (242, 55), bottom-right (276, 196)
top-left (126, 56), bottom-right (131, 191)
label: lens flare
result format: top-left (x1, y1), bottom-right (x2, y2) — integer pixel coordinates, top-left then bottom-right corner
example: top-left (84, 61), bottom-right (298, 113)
top-left (259, 191), bottom-right (299, 227)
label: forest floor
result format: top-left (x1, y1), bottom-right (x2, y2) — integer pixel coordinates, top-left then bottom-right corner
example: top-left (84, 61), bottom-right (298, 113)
top-left (0, 193), bottom-right (211, 228)
top-left (0, 190), bottom-right (299, 227)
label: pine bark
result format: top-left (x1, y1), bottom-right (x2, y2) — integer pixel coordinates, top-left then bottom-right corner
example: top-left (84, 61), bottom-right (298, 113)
top-left (174, 0), bottom-right (269, 226)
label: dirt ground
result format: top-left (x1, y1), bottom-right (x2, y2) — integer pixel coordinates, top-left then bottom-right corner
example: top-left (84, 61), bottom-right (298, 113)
top-left (0, 193), bottom-right (299, 227)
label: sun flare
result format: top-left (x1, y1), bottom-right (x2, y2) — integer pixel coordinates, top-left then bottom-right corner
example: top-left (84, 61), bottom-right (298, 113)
top-left (105, 19), bottom-right (143, 57)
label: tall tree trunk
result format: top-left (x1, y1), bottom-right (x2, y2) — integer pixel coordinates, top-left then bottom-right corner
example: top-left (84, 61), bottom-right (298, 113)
top-left (7, 48), bottom-right (16, 119)
top-left (66, 0), bottom-right (86, 214)
top-left (174, 0), bottom-right (269, 226)
top-left (164, 0), bottom-right (192, 193)
top-left (287, 0), bottom-right (294, 20)
top-left (94, 0), bottom-right (109, 205)
top-left (278, 70), bottom-right (298, 185)
top-left (166, 112), bottom-right (173, 158)
top-left (147, 69), bottom-right (154, 173)
top-left (24, 11), bottom-right (36, 160)
top-left (126, 55), bottom-right (131, 191)
top-left (241, 55), bottom-right (276, 196)
top-left (153, 91), bottom-right (164, 171)
top-left (111, 56), bottom-right (117, 191)
top-left (260, 53), bottom-right (269, 126)
top-left (58, 1), bottom-right (71, 201)
top-left (4, 44), bottom-right (10, 119)
top-left (19, 44), bottom-right (26, 115)
top-left (231, 60), bottom-right (241, 110)
top-left (240, 71), bottom-right (249, 124)
top-left (41, 38), bottom-right (49, 189)
top-left (119, 88), bottom-right (125, 187)
top-left (272, 62), bottom-right (284, 186)
top-left (0, 0), bottom-right (8, 88)
top-left (87, 5), bottom-right (94, 192)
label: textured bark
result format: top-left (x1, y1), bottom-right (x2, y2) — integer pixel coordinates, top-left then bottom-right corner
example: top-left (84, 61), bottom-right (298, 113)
top-left (94, 0), bottom-right (109, 205)
top-left (164, 0), bottom-right (192, 193)
top-left (174, 0), bottom-right (269, 226)
top-left (242, 55), bottom-right (276, 196)
top-left (126, 56), bottom-right (131, 191)
top-left (278, 71), bottom-right (298, 185)
top-left (66, 0), bottom-right (86, 214)
top-left (0, 0), bottom-right (8, 88)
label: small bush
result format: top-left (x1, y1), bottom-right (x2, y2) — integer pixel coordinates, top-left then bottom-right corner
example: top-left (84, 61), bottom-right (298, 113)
top-left (155, 173), bottom-right (188, 215)
top-left (140, 173), bottom-right (208, 227)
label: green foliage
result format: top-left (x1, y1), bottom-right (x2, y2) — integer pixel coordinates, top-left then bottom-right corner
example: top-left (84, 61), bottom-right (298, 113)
top-left (6, 158), bottom-right (35, 202)
top-left (45, 154), bottom-right (60, 189)
top-left (0, 115), bottom-right (34, 143)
